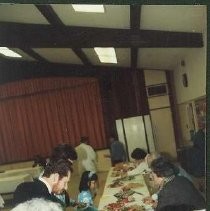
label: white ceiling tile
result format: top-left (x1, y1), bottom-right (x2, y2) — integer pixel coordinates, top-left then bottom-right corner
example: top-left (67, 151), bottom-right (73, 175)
top-left (83, 48), bottom-right (130, 67)
top-left (141, 5), bottom-right (206, 33)
top-left (33, 48), bottom-right (83, 64)
top-left (0, 4), bottom-right (49, 24)
top-left (51, 4), bottom-right (130, 29)
top-left (138, 48), bottom-right (195, 70)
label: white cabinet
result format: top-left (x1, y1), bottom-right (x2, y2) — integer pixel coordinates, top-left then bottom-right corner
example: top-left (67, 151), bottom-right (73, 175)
top-left (150, 108), bottom-right (177, 159)
top-left (116, 115), bottom-right (155, 161)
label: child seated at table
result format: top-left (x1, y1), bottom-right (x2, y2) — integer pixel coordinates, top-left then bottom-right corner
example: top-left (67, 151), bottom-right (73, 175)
top-left (77, 171), bottom-right (98, 211)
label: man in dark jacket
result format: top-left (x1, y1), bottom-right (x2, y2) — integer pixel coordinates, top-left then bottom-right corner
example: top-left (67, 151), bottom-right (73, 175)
top-left (150, 157), bottom-right (205, 211)
top-left (13, 159), bottom-right (72, 207)
top-left (106, 136), bottom-right (127, 166)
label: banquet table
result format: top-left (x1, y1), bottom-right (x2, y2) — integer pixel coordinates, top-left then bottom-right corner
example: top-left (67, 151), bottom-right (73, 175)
top-left (0, 173), bottom-right (33, 194)
top-left (2, 166), bottom-right (42, 179)
top-left (98, 167), bottom-right (154, 211)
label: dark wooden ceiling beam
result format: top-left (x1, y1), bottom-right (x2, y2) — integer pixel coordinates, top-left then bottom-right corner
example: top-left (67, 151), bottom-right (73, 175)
top-left (35, 5), bottom-right (92, 66)
top-left (20, 47), bottom-right (48, 62)
top-left (0, 60), bottom-right (135, 84)
top-left (72, 48), bottom-right (92, 66)
top-left (130, 5), bottom-right (141, 31)
top-left (35, 5), bottom-right (63, 26)
top-left (130, 5), bottom-right (141, 69)
top-left (0, 22), bottom-right (203, 48)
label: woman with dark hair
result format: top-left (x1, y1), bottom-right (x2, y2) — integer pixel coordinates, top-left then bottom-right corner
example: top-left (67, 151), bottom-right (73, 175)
top-left (78, 171), bottom-right (98, 211)
top-left (150, 157), bottom-right (205, 211)
top-left (123, 148), bottom-right (149, 177)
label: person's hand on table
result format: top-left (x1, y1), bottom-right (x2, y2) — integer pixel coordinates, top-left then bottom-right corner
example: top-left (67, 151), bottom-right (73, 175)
top-left (143, 196), bottom-right (157, 208)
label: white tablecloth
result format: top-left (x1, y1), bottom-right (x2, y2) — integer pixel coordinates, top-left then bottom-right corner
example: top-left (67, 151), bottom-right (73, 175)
top-left (2, 166), bottom-right (42, 178)
top-left (98, 167), bottom-right (153, 210)
top-left (0, 173), bottom-right (33, 194)
top-left (0, 194), bottom-right (4, 207)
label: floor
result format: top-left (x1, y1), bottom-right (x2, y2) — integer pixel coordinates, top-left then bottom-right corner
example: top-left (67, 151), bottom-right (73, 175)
top-left (1, 171), bottom-right (108, 211)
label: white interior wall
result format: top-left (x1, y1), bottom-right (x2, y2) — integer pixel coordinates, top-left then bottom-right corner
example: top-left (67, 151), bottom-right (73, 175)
top-left (173, 8), bottom-right (206, 104)
top-left (173, 8), bottom-right (206, 143)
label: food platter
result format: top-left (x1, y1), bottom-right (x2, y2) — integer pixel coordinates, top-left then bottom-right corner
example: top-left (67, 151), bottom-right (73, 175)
top-left (122, 204), bottom-right (146, 211)
top-left (99, 166), bottom-right (153, 211)
top-left (123, 182), bottom-right (144, 189)
top-left (107, 180), bottom-right (124, 188)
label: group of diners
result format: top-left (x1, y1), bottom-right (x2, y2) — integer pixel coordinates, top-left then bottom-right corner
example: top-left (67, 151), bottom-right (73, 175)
top-left (113, 147), bottom-right (205, 211)
top-left (11, 135), bottom-right (205, 211)
top-left (12, 138), bottom-right (99, 211)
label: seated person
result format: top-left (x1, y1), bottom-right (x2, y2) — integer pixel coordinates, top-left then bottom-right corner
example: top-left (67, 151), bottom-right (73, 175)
top-left (13, 159), bottom-right (72, 209)
top-left (158, 204), bottom-right (195, 211)
top-left (146, 151), bottom-right (192, 182)
top-left (123, 148), bottom-right (149, 176)
top-left (78, 171), bottom-right (98, 211)
top-left (149, 157), bottom-right (205, 211)
top-left (48, 143), bottom-right (78, 207)
top-left (11, 198), bottom-right (62, 211)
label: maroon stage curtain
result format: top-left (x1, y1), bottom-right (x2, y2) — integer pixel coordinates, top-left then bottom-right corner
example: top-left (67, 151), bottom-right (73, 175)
top-left (0, 77), bottom-right (106, 163)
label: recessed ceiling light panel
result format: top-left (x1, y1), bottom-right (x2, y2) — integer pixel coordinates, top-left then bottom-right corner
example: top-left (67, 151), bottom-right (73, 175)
top-left (94, 47), bottom-right (117, 64)
top-left (0, 47), bottom-right (22, 58)
top-left (72, 4), bottom-right (104, 13)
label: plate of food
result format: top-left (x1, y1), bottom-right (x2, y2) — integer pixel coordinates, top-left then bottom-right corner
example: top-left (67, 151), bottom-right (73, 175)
top-left (123, 182), bottom-right (144, 189)
top-left (108, 180), bottom-right (124, 188)
top-left (103, 201), bottom-right (125, 211)
top-left (122, 204), bottom-right (146, 211)
top-left (117, 196), bottom-right (135, 203)
top-left (114, 188), bottom-right (135, 199)
top-left (111, 171), bottom-right (121, 177)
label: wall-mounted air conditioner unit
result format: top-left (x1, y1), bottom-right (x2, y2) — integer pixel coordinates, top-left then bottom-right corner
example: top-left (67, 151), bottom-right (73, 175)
top-left (146, 83), bottom-right (168, 97)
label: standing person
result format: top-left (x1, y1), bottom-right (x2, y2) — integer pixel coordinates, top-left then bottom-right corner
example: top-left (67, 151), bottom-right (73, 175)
top-left (50, 143), bottom-right (78, 164)
top-left (105, 135), bottom-right (126, 166)
top-left (77, 171), bottom-right (98, 211)
top-left (76, 137), bottom-right (97, 173)
top-left (149, 157), bottom-right (205, 211)
top-left (13, 159), bottom-right (72, 208)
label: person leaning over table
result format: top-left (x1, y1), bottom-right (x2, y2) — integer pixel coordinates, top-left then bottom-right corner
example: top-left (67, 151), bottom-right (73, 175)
top-left (121, 148), bottom-right (149, 177)
top-left (145, 157), bottom-right (205, 211)
top-left (13, 159), bottom-right (72, 209)
top-left (145, 151), bottom-right (193, 182)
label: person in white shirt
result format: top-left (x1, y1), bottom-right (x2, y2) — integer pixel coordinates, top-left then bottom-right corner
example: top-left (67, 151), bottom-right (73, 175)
top-left (76, 137), bottom-right (97, 174)
top-left (125, 148), bottom-right (149, 176)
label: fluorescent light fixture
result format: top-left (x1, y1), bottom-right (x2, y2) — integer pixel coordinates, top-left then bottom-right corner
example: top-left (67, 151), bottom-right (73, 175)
top-left (94, 47), bottom-right (117, 64)
top-left (0, 47), bottom-right (22, 58)
top-left (72, 4), bottom-right (104, 13)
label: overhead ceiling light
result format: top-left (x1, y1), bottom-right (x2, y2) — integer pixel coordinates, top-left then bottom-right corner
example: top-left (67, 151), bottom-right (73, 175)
top-left (72, 4), bottom-right (104, 13)
top-left (94, 47), bottom-right (117, 64)
top-left (0, 47), bottom-right (22, 58)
